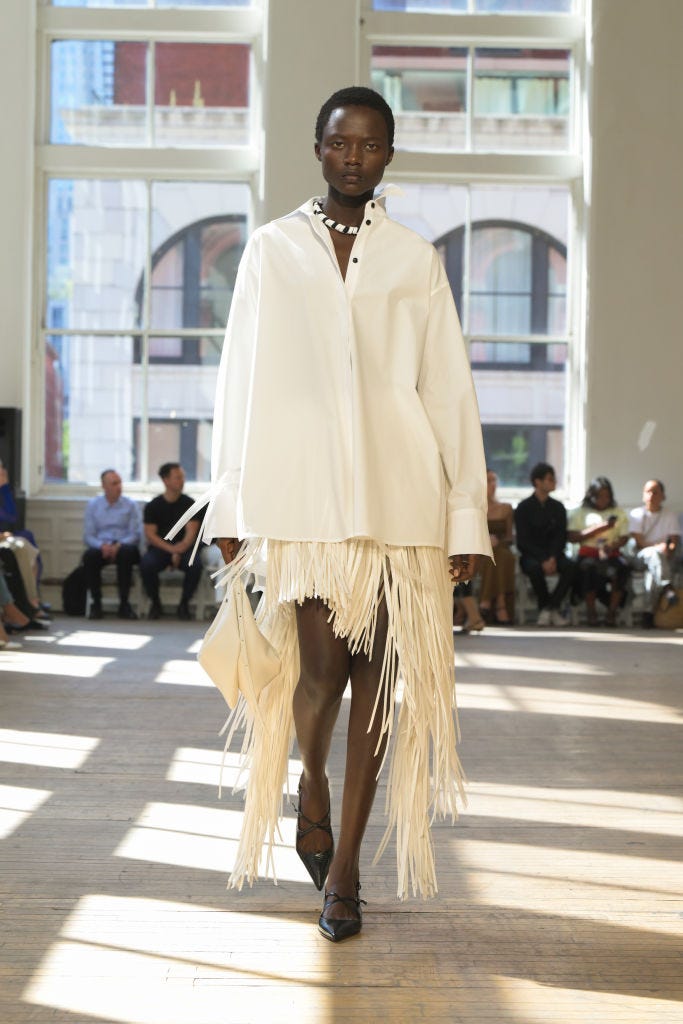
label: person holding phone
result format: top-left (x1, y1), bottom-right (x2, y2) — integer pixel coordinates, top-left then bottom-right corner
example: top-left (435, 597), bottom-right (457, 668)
top-left (568, 477), bottom-right (630, 626)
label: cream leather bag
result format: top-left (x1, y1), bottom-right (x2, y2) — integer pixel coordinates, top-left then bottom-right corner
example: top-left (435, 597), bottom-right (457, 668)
top-left (198, 577), bottom-right (281, 711)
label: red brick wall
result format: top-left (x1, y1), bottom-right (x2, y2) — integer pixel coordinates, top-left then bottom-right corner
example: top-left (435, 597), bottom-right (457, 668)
top-left (114, 42), bottom-right (249, 106)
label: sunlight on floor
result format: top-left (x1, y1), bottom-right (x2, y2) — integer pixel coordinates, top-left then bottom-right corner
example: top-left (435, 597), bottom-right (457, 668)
top-left (496, 975), bottom-right (678, 1023)
top-left (166, 747), bottom-right (303, 795)
top-left (113, 801), bottom-right (310, 884)
top-left (154, 659), bottom-right (213, 687)
top-left (0, 784), bottom-right (52, 839)
top-left (0, 728), bottom-right (99, 769)
top-left (23, 896), bottom-right (326, 1024)
top-left (456, 838), bottom-right (683, 906)
top-left (455, 649), bottom-right (611, 675)
top-left (0, 650), bottom-right (112, 678)
top-left (465, 783), bottom-right (683, 829)
top-left (57, 630), bottom-right (152, 651)
top-left (456, 682), bottom-right (680, 722)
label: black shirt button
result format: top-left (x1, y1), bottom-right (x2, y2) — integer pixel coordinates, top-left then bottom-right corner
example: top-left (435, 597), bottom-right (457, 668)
top-left (365, 219), bottom-right (371, 225)
top-left (371, 202), bottom-right (375, 208)
top-left (352, 257), bottom-right (358, 263)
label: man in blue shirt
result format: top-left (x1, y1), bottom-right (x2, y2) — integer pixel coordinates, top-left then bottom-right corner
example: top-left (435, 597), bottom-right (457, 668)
top-left (83, 469), bottom-right (142, 620)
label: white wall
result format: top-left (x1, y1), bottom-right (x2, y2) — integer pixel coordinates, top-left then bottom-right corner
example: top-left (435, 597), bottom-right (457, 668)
top-left (585, 0), bottom-right (683, 507)
top-left (0, 0), bottom-right (35, 410)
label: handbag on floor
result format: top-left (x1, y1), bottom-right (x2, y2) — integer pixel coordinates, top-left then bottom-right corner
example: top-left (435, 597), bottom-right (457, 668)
top-left (198, 576), bottom-right (281, 711)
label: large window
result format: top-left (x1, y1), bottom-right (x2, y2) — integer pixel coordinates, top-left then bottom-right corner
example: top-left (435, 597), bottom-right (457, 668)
top-left (365, 0), bottom-right (582, 489)
top-left (38, 2), bottom-right (261, 486)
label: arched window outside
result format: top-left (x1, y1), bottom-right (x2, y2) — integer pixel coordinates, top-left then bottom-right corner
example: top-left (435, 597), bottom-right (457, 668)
top-left (436, 219), bottom-right (568, 486)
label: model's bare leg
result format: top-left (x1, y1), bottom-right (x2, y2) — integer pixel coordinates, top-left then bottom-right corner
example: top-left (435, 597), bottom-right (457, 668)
top-left (293, 598), bottom-right (350, 856)
top-left (322, 600), bottom-right (391, 923)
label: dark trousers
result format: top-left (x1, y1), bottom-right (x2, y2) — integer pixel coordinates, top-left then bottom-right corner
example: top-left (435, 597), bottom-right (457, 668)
top-left (83, 544), bottom-right (140, 603)
top-left (520, 552), bottom-right (576, 611)
top-left (576, 555), bottom-right (630, 602)
top-left (139, 547), bottom-right (202, 604)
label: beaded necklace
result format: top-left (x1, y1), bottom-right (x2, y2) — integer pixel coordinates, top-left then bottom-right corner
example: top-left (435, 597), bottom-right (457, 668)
top-left (313, 198), bottom-right (361, 235)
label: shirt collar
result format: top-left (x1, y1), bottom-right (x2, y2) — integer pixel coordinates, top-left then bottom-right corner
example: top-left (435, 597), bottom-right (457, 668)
top-left (298, 183), bottom-right (403, 220)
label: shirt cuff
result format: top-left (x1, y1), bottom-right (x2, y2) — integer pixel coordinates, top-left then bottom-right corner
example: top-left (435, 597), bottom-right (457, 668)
top-left (446, 508), bottom-right (494, 559)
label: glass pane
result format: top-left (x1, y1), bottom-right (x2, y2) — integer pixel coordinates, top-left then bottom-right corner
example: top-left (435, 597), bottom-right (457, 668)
top-left (371, 46), bottom-right (468, 152)
top-left (474, 48), bottom-right (570, 151)
top-left (51, 1), bottom-right (147, 6)
top-left (372, 1), bottom-right (467, 10)
top-left (473, 342), bottom-right (568, 487)
top-left (372, 0), bottom-right (571, 9)
top-left (47, 179), bottom-right (147, 332)
top-left (476, 1), bottom-right (572, 11)
top-left (154, 43), bottom-right (250, 147)
top-left (149, 181), bottom-right (249, 329)
top-left (45, 335), bottom-right (139, 483)
top-left (51, 41), bottom-right (147, 145)
top-left (134, 419), bottom-right (213, 482)
top-left (470, 227), bottom-right (532, 335)
top-left (470, 186), bottom-right (569, 335)
top-left (52, 1), bottom-right (249, 7)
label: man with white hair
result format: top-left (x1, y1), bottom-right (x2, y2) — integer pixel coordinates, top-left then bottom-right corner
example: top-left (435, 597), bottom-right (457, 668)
top-left (628, 479), bottom-right (680, 627)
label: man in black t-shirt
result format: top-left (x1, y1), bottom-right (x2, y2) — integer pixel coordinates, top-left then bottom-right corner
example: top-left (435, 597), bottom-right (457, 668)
top-left (140, 462), bottom-right (203, 620)
top-left (514, 462), bottom-right (576, 627)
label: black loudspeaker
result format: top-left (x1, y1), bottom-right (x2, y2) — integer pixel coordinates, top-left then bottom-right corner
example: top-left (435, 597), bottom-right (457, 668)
top-left (0, 407), bottom-right (22, 493)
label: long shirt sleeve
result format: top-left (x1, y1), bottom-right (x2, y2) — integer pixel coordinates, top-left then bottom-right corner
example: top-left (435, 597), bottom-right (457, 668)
top-left (417, 254), bottom-right (490, 556)
top-left (203, 234), bottom-right (259, 542)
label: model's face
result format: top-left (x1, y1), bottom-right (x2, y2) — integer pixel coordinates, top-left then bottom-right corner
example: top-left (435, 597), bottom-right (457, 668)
top-left (594, 486), bottom-right (612, 511)
top-left (486, 471), bottom-right (498, 499)
top-left (643, 480), bottom-right (663, 511)
top-left (165, 467), bottom-right (185, 492)
top-left (102, 472), bottom-right (122, 503)
top-left (315, 106), bottom-right (393, 199)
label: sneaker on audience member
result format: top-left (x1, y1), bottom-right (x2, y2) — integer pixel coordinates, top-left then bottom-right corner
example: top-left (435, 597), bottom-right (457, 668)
top-left (550, 609), bottom-right (570, 627)
top-left (537, 608), bottom-right (552, 626)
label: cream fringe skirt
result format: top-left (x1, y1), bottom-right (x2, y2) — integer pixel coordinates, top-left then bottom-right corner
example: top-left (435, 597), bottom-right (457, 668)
top-left (217, 536), bottom-right (466, 900)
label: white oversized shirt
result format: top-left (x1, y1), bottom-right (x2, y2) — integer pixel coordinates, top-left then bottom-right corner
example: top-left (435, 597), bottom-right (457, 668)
top-left (202, 192), bottom-right (492, 558)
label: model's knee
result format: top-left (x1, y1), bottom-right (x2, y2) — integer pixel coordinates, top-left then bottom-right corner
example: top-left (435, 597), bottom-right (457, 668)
top-left (297, 663), bottom-right (348, 711)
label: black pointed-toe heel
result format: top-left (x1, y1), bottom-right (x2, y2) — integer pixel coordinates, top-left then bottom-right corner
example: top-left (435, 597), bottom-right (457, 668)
top-left (318, 883), bottom-right (366, 943)
top-left (294, 783), bottom-right (334, 891)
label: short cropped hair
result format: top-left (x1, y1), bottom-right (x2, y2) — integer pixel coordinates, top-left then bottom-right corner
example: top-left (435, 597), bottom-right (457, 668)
top-left (100, 468), bottom-right (118, 484)
top-left (315, 86), bottom-right (395, 148)
top-left (530, 462), bottom-right (555, 485)
top-left (158, 462), bottom-right (181, 481)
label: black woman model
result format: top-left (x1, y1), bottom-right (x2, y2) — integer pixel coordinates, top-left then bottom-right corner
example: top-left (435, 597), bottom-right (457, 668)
top-left (176, 87), bottom-right (492, 942)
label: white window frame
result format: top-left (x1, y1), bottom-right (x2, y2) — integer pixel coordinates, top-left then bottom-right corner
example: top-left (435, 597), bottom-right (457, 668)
top-left (32, 0), bottom-right (264, 496)
top-left (357, 0), bottom-right (587, 500)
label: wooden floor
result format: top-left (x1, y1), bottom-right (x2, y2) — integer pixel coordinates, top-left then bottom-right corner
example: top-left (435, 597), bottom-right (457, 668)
top-left (1, 614), bottom-right (682, 1024)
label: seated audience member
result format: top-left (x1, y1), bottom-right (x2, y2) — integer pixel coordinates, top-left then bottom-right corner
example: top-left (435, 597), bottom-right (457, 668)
top-left (514, 462), bottom-right (575, 626)
top-left (453, 580), bottom-right (485, 634)
top-left (478, 469), bottom-right (515, 624)
top-left (0, 563), bottom-right (34, 636)
top-left (0, 569), bottom-right (25, 649)
top-left (83, 469), bottom-right (142, 620)
top-left (568, 476), bottom-right (629, 627)
top-left (140, 462), bottom-right (203, 621)
top-left (628, 479), bottom-right (680, 627)
top-left (0, 462), bottom-right (46, 609)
